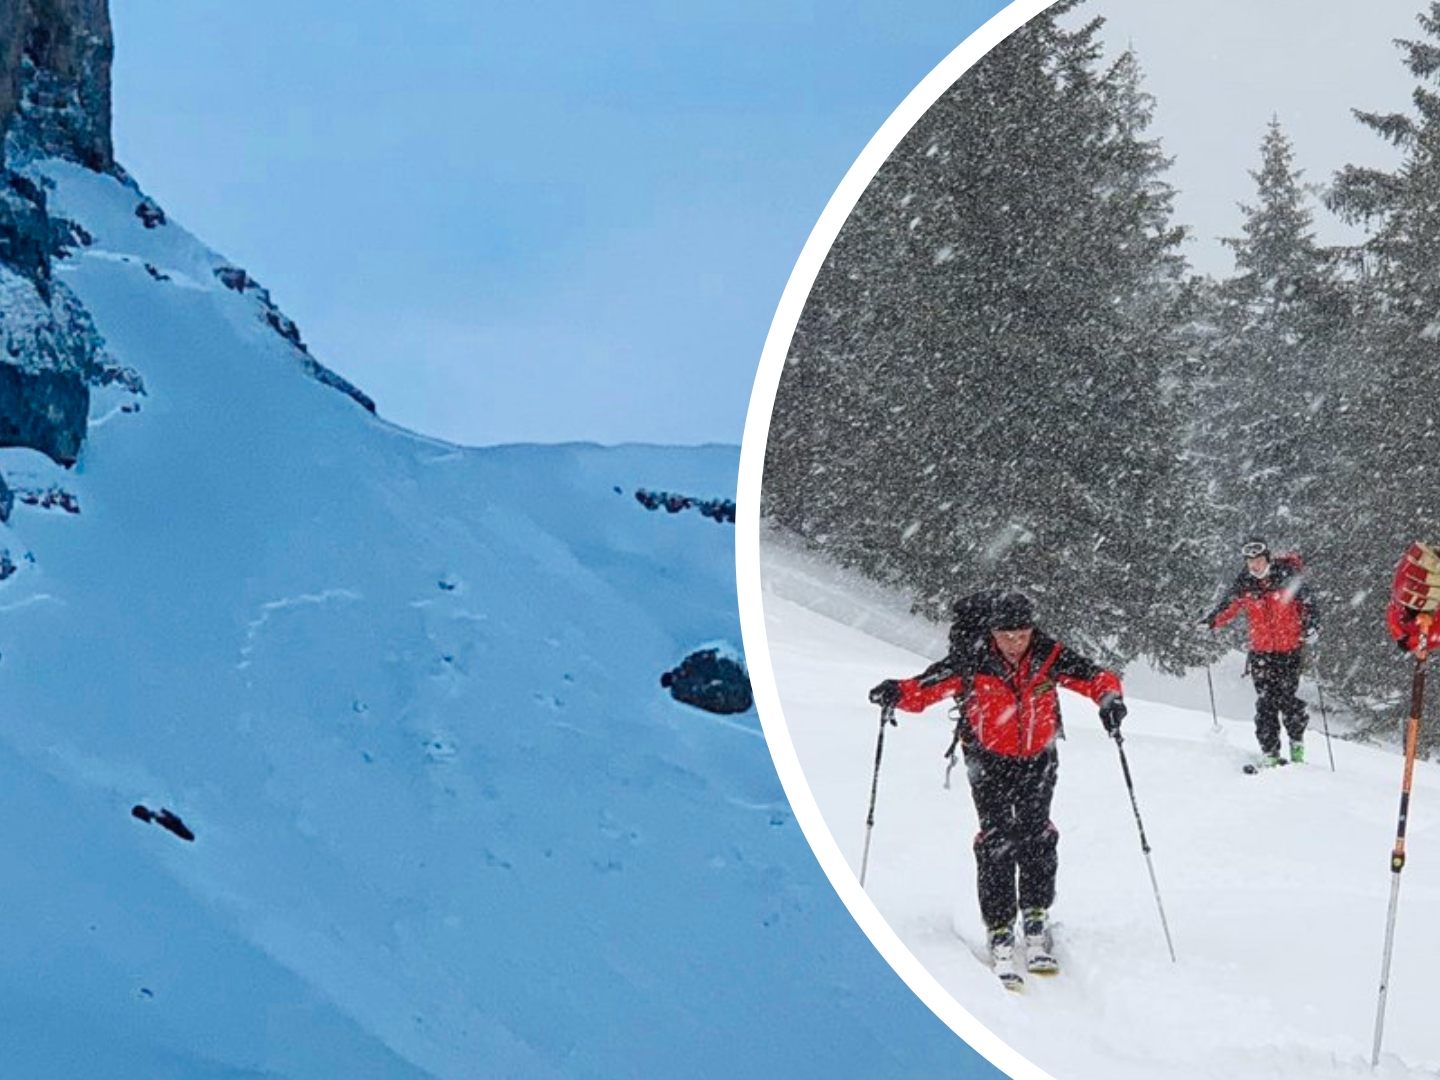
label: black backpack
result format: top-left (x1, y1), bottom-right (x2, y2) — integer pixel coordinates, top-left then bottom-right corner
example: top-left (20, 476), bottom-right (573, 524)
top-left (949, 590), bottom-right (1003, 667)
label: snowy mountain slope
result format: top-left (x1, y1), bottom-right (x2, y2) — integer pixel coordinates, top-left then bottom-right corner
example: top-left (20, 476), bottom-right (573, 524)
top-left (0, 159), bottom-right (985, 1078)
top-left (762, 539), bottom-right (1440, 1080)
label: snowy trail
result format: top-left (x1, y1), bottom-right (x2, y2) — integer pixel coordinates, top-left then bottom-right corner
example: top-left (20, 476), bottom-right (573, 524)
top-left (763, 554), bottom-right (1440, 1080)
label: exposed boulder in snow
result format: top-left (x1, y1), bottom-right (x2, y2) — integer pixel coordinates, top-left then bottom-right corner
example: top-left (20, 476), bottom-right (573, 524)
top-left (131, 804), bottom-right (195, 842)
top-left (133, 196), bottom-right (163, 228)
top-left (15, 483), bottom-right (79, 513)
top-left (0, 469), bottom-right (11, 522)
top-left (661, 646), bottom-right (754, 715)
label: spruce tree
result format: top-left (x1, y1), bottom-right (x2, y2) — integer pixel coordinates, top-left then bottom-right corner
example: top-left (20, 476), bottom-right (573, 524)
top-left (1202, 120), bottom-right (1349, 573)
top-left (1322, 2), bottom-right (1440, 728)
top-left (764, 3), bottom-right (1205, 669)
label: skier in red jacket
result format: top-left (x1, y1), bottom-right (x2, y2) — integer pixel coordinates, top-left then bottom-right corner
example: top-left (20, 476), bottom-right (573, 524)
top-left (1205, 537), bottom-right (1318, 767)
top-left (1387, 541), bottom-right (1440, 655)
top-left (868, 592), bottom-right (1124, 987)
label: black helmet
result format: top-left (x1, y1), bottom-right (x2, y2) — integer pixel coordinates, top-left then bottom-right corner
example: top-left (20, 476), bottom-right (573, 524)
top-left (990, 592), bottom-right (1035, 631)
top-left (1241, 536), bottom-right (1270, 560)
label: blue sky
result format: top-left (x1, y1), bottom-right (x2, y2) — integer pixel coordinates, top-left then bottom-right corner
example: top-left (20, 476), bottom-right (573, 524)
top-left (109, 1), bottom-right (1009, 448)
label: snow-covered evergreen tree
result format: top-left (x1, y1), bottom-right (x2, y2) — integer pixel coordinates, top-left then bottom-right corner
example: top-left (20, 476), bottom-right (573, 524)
top-left (1193, 119), bottom-right (1353, 622)
top-left (765, 1), bottom-right (1205, 669)
top-left (1321, 3), bottom-right (1440, 727)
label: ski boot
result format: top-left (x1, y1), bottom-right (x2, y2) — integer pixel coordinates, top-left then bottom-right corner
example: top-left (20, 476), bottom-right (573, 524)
top-left (1243, 751), bottom-right (1287, 774)
top-left (1290, 741), bottom-right (1306, 764)
top-left (1022, 908), bottom-right (1059, 976)
top-left (988, 926), bottom-right (1024, 992)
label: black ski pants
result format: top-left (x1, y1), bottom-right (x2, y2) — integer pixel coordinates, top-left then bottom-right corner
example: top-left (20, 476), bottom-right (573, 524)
top-left (1250, 649), bottom-right (1307, 755)
top-left (963, 745), bottom-right (1059, 932)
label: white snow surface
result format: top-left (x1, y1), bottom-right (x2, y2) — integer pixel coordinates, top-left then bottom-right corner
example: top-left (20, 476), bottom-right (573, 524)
top-left (762, 535), bottom-right (1440, 1080)
top-left (0, 161), bottom-right (978, 1078)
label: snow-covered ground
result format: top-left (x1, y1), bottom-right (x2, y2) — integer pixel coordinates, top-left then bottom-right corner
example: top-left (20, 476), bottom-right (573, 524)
top-left (760, 535), bottom-right (1440, 1080)
top-left (0, 161), bottom-right (994, 1077)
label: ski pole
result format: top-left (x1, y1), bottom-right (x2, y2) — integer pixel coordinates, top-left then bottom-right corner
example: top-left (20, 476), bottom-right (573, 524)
top-left (859, 704), bottom-right (897, 889)
top-left (1372, 622), bottom-right (1430, 1068)
top-left (1204, 662), bottom-right (1221, 734)
top-left (1315, 676), bottom-right (1336, 773)
top-left (1112, 731), bottom-right (1177, 963)
top-left (942, 704), bottom-right (964, 790)
top-left (1203, 626), bottom-right (1222, 734)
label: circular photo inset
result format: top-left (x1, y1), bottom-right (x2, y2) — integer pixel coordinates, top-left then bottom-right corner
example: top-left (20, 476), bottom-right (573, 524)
top-left (738, 1), bottom-right (1440, 1077)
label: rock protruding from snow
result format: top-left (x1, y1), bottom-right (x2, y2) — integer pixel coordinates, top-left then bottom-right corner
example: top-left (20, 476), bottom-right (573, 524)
top-left (213, 264), bottom-right (376, 414)
top-left (634, 487), bottom-right (736, 524)
top-left (661, 646), bottom-right (754, 715)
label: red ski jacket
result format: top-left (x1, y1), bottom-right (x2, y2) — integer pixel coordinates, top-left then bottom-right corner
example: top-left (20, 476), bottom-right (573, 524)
top-left (1209, 558), bottom-right (1315, 654)
top-left (891, 631), bottom-right (1122, 758)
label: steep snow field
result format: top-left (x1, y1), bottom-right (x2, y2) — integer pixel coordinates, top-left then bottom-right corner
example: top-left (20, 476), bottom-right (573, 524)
top-left (0, 161), bottom-right (996, 1078)
top-left (761, 536), bottom-right (1440, 1080)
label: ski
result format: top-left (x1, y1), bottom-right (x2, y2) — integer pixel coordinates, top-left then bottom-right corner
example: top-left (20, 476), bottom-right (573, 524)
top-left (1241, 758), bottom-right (1289, 775)
top-left (997, 968), bottom-right (1025, 992)
top-left (1025, 946), bottom-right (1060, 975)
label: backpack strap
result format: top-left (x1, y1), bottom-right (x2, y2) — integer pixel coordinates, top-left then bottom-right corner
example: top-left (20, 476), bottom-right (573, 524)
top-left (1032, 641), bottom-right (1063, 685)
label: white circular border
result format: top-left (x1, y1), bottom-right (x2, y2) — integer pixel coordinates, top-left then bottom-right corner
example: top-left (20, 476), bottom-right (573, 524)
top-left (736, 2), bottom-right (1062, 1078)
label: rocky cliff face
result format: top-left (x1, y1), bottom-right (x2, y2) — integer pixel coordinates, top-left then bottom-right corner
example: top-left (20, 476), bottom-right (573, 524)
top-left (0, 0), bottom-right (113, 172)
top-left (0, 0), bottom-right (368, 471)
top-left (0, 0), bottom-right (113, 466)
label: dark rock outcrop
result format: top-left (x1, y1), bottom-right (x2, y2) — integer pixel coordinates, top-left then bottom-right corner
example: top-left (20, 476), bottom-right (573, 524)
top-left (1, 0), bottom-right (114, 172)
top-left (133, 197), bottom-right (163, 228)
top-left (0, 0), bottom-right (371, 459)
top-left (15, 483), bottom-right (79, 512)
top-left (132, 804), bottom-right (195, 842)
top-left (660, 649), bottom-right (754, 716)
top-left (213, 265), bottom-right (376, 413)
top-left (634, 488), bottom-right (736, 525)
top-left (0, 361), bottom-right (86, 464)
top-left (0, 175), bottom-right (102, 464)
top-left (0, 41), bottom-right (108, 468)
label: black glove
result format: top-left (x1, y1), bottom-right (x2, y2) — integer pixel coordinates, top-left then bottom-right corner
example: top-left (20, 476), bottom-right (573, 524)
top-left (1099, 695), bottom-right (1126, 736)
top-left (868, 679), bottom-right (902, 707)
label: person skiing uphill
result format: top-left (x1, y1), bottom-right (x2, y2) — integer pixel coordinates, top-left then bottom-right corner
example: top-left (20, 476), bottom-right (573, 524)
top-left (867, 592), bottom-right (1125, 989)
top-left (1387, 541), bottom-right (1440, 655)
top-left (1205, 538), bottom-right (1317, 767)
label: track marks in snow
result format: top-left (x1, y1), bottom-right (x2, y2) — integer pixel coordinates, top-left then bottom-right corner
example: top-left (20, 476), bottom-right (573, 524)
top-left (238, 589), bottom-right (362, 669)
top-left (0, 591), bottom-right (62, 613)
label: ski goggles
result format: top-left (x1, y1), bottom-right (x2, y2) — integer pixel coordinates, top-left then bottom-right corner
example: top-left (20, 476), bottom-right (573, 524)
top-left (1241, 541), bottom-right (1269, 559)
